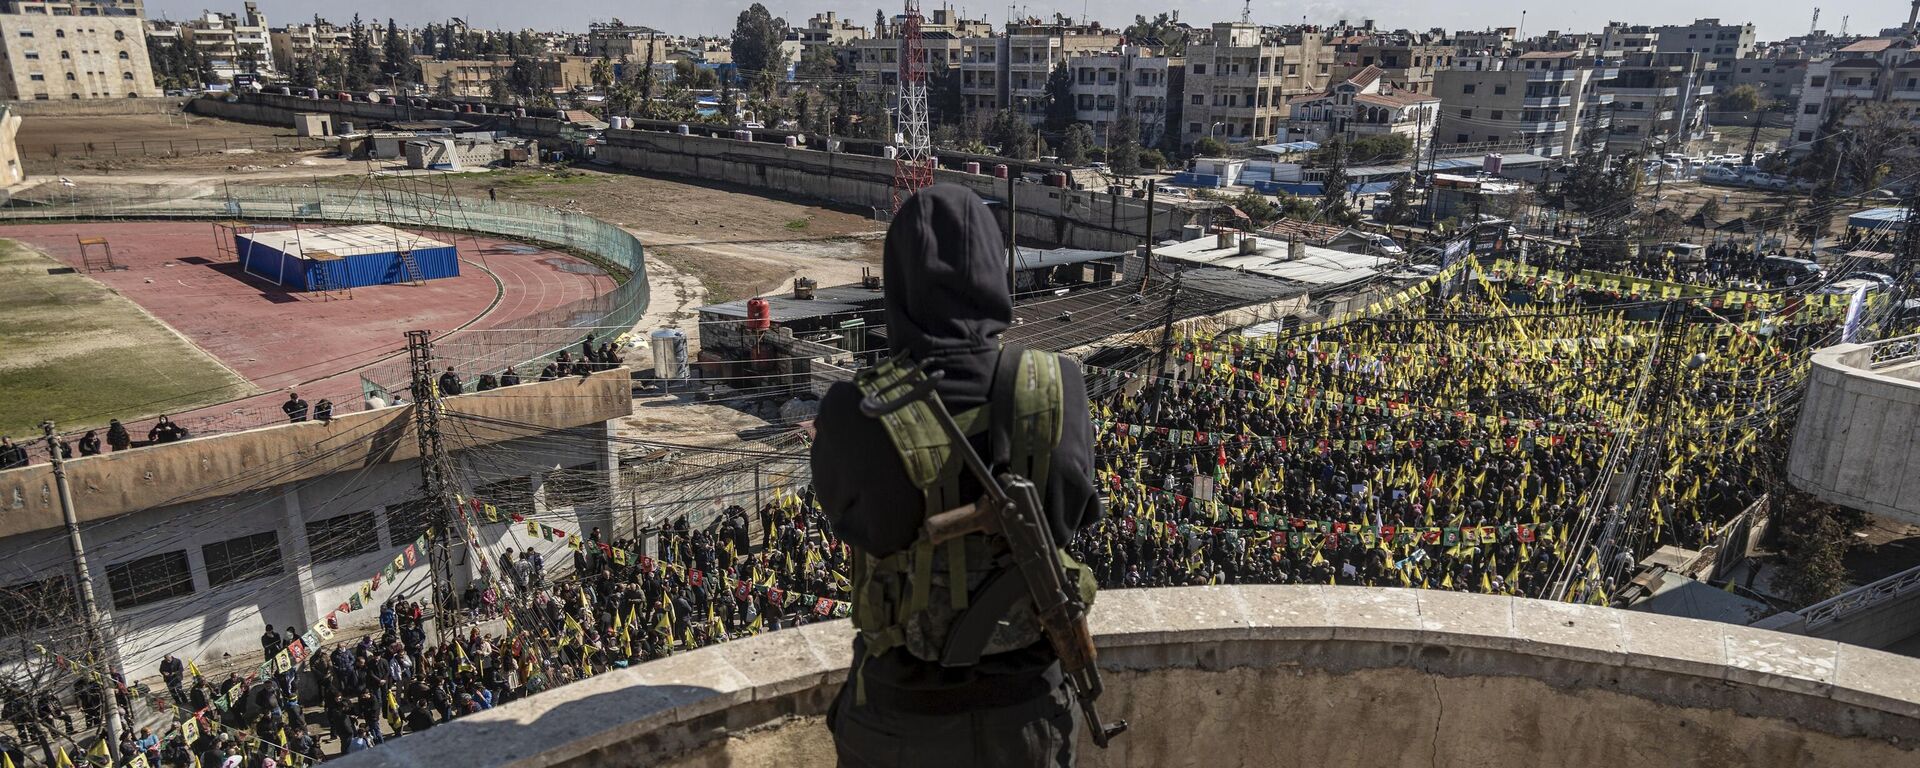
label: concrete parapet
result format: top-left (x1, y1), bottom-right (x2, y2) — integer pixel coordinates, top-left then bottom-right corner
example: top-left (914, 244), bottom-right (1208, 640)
top-left (1787, 337), bottom-right (1920, 526)
top-left (336, 586), bottom-right (1920, 768)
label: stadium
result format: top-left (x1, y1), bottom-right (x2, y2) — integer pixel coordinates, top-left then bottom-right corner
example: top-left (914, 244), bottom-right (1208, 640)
top-left (0, 179), bottom-right (646, 444)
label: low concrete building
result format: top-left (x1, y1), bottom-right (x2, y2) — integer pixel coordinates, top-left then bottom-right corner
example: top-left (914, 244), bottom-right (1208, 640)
top-left (292, 111), bottom-right (332, 137)
top-left (0, 103), bottom-right (22, 185)
top-left (0, 370), bottom-right (632, 673)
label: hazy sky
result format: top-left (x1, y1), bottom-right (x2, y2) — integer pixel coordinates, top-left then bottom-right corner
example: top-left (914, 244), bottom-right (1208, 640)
top-left (145, 0), bottom-right (1905, 43)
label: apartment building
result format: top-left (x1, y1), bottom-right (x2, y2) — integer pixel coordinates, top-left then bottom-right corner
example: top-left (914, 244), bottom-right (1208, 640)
top-left (1726, 57), bottom-right (1809, 106)
top-left (0, 10), bottom-right (156, 98)
top-left (1599, 51), bottom-right (1714, 154)
top-left (1790, 38), bottom-right (1920, 148)
top-left (1654, 18), bottom-right (1755, 85)
top-left (2, 0), bottom-right (141, 15)
top-left (270, 18), bottom-right (392, 65)
top-left (781, 11), bottom-right (865, 64)
top-left (1599, 22), bottom-right (1658, 57)
top-left (1434, 51), bottom-right (1616, 158)
top-left (1065, 45), bottom-right (1174, 146)
top-left (145, 2), bottom-right (272, 81)
top-left (419, 55), bottom-right (596, 99)
top-left (581, 22), bottom-right (672, 62)
top-left (1329, 31), bottom-right (1454, 94)
top-left (851, 32), bottom-right (961, 95)
top-left (958, 20), bottom-right (1119, 122)
top-left (1449, 28), bottom-right (1516, 55)
top-left (1286, 64), bottom-right (1440, 154)
top-left (1180, 22), bottom-right (1335, 146)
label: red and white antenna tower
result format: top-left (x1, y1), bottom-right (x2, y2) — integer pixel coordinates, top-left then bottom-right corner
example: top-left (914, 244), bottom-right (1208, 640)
top-left (891, 0), bottom-right (935, 213)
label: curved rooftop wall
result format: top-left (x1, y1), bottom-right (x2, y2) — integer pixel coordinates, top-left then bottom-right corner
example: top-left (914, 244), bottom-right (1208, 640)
top-left (0, 183), bottom-right (647, 398)
top-left (1788, 335), bottom-right (1920, 526)
top-left (338, 586), bottom-right (1920, 768)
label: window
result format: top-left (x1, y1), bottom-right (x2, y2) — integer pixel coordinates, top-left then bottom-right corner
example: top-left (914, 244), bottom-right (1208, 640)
top-left (1491, 110), bottom-right (1506, 120)
top-left (1456, 133), bottom-right (1469, 142)
top-left (106, 551), bottom-right (194, 609)
top-left (122, 71), bottom-right (131, 79)
top-left (33, 93), bottom-right (48, 100)
top-left (1459, 109), bottom-right (1473, 118)
top-left (202, 531), bottom-right (282, 587)
top-left (385, 498), bottom-right (434, 548)
top-left (1462, 83), bottom-right (1475, 94)
top-left (1191, 63), bottom-right (1206, 75)
top-left (1188, 122), bottom-right (1202, 133)
top-left (23, 51), bottom-right (37, 59)
top-left (117, 51), bottom-right (127, 59)
top-left (1803, 103), bottom-right (1819, 114)
top-left (59, 50), bottom-right (68, 59)
top-left (29, 73), bottom-right (44, 81)
top-left (1797, 131), bottom-right (1813, 142)
top-left (113, 29), bottom-right (123, 40)
top-left (1191, 94), bottom-right (1203, 105)
top-left (475, 476), bottom-right (534, 520)
top-left (0, 576), bottom-right (74, 635)
top-left (17, 30), bottom-right (31, 37)
top-left (54, 29), bottom-right (64, 38)
top-left (544, 463), bottom-right (600, 509)
top-left (306, 510), bottom-right (379, 563)
top-left (64, 72), bottom-right (74, 80)
top-left (1810, 75), bottom-right (1827, 87)
top-left (1493, 84), bottom-right (1506, 95)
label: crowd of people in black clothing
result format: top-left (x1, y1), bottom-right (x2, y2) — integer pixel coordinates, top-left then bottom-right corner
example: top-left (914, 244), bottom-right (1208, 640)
top-left (0, 491), bottom-right (849, 767)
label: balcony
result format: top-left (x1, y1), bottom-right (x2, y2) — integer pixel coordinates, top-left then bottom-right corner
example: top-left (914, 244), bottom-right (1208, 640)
top-left (1522, 95), bottom-right (1573, 108)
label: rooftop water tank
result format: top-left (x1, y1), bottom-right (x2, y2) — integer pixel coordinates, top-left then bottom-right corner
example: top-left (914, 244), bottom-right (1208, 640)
top-left (794, 277), bottom-right (817, 300)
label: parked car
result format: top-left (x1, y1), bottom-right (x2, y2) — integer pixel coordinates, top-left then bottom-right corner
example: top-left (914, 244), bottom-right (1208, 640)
top-left (1761, 255), bottom-right (1824, 286)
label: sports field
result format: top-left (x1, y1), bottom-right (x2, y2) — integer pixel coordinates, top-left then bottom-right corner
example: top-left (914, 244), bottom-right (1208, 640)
top-left (0, 238), bottom-right (253, 438)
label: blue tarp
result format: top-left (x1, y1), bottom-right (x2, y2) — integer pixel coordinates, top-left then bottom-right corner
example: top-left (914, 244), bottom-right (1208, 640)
top-left (1254, 141), bottom-right (1321, 155)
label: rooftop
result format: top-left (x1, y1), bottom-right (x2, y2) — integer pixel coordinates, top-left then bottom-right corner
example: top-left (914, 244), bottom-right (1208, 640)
top-left (236, 224), bottom-right (452, 260)
top-left (1152, 232), bottom-right (1401, 286)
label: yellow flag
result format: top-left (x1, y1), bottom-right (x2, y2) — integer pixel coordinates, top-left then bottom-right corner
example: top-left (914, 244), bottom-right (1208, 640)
top-left (87, 740), bottom-right (109, 763)
top-left (4, 749), bottom-right (16, 768)
top-left (187, 659), bottom-right (201, 679)
top-left (55, 748), bottom-right (73, 768)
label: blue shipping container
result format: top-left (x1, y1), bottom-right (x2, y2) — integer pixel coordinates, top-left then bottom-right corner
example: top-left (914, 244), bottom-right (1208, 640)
top-left (235, 226), bottom-right (459, 291)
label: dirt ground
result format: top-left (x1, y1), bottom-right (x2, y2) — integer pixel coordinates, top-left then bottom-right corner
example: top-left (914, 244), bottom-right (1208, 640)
top-left (430, 166), bottom-right (887, 306)
top-left (16, 112), bottom-right (293, 155)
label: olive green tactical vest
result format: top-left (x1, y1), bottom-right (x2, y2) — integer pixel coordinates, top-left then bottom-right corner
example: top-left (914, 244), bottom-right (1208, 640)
top-left (848, 347), bottom-right (1097, 670)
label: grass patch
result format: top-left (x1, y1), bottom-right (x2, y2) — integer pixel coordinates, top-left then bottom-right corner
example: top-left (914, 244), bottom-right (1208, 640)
top-left (784, 217), bottom-right (811, 231)
top-left (0, 240), bottom-right (253, 437)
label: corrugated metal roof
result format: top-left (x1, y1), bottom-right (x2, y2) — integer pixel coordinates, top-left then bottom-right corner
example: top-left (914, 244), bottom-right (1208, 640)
top-left (238, 225), bottom-right (452, 260)
top-left (1016, 246), bottom-right (1126, 271)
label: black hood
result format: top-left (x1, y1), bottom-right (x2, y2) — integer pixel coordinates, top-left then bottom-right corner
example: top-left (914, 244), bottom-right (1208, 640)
top-left (883, 184), bottom-right (1010, 358)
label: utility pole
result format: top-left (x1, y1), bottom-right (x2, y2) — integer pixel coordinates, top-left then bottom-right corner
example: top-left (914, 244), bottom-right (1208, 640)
top-left (1145, 272), bottom-right (1182, 425)
top-left (404, 331), bottom-right (458, 646)
top-left (1007, 167), bottom-right (1019, 294)
top-left (1139, 180), bottom-right (1157, 294)
top-left (1743, 109), bottom-right (1763, 166)
top-left (41, 421), bottom-right (123, 766)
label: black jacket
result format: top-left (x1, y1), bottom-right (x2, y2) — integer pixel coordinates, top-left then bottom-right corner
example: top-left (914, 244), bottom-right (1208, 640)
top-left (811, 184), bottom-right (1099, 714)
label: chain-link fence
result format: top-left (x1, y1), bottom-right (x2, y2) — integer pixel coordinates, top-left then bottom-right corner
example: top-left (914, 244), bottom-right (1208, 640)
top-left (1, 181), bottom-right (647, 440)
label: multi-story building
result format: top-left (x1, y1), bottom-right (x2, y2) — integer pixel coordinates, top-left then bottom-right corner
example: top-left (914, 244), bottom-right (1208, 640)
top-left (581, 21), bottom-right (671, 62)
top-left (1434, 51), bottom-right (1616, 158)
top-left (781, 11), bottom-right (865, 64)
top-left (2, 0), bottom-right (141, 15)
top-left (1065, 45), bottom-right (1173, 146)
top-left (1329, 31), bottom-right (1455, 94)
top-left (1449, 28), bottom-right (1516, 56)
top-left (145, 2), bottom-right (272, 82)
top-left (959, 19), bottom-right (1120, 122)
top-left (1285, 64), bottom-right (1440, 155)
top-left (269, 18), bottom-right (391, 66)
top-left (419, 54), bottom-right (596, 99)
top-left (1726, 56), bottom-right (1810, 106)
top-left (850, 32), bottom-right (961, 96)
top-left (1599, 51), bottom-right (1714, 154)
top-left (0, 10), bottom-right (156, 98)
top-left (1180, 22), bottom-right (1335, 146)
top-left (1599, 22), bottom-right (1658, 57)
top-left (1790, 38), bottom-right (1920, 148)
top-left (1653, 18), bottom-right (1755, 85)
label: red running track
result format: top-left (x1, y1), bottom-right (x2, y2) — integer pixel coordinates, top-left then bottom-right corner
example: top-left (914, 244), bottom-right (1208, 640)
top-left (2, 221), bottom-right (615, 439)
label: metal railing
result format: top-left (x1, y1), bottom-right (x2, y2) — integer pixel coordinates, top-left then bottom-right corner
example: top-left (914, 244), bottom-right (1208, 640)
top-left (1801, 562), bottom-right (1920, 630)
top-left (22, 135), bottom-right (325, 161)
top-left (0, 182), bottom-right (647, 440)
top-left (1867, 333), bottom-right (1920, 369)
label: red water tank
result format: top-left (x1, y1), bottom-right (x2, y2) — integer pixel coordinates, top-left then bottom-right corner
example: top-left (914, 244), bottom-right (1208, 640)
top-left (336, 92), bottom-right (353, 101)
top-left (1047, 172), bottom-right (1068, 188)
top-left (965, 161), bottom-right (981, 174)
top-left (993, 164), bottom-right (1010, 179)
top-left (746, 297), bottom-right (772, 331)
